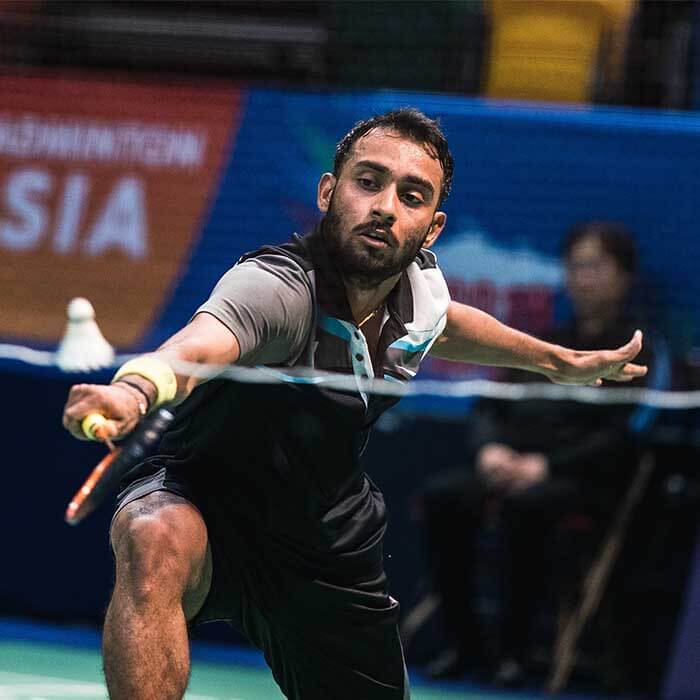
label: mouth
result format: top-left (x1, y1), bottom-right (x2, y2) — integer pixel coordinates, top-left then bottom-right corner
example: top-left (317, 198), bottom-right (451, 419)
top-left (357, 225), bottom-right (391, 248)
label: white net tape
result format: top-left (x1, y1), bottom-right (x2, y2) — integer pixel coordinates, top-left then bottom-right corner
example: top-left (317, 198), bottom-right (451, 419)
top-left (2, 342), bottom-right (699, 409)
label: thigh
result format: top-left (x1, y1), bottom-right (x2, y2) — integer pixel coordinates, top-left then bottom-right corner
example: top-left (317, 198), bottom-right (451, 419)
top-left (502, 477), bottom-right (581, 524)
top-left (262, 610), bottom-right (410, 700)
top-left (244, 566), bottom-right (409, 700)
top-left (423, 469), bottom-right (488, 519)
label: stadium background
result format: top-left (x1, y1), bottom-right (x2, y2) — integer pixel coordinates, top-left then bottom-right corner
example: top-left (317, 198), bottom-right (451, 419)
top-left (1, 2), bottom-right (700, 699)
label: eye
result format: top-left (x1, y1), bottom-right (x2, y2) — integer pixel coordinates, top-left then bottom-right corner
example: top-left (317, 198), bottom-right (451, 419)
top-left (401, 192), bottom-right (423, 207)
top-left (357, 177), bottom-right (378, 190)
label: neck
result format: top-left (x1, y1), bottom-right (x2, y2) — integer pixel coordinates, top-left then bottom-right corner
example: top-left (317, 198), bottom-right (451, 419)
top-left (343, 273), bottom-right (400, 325)
top-left (577, 308), bottom-right (620, 338)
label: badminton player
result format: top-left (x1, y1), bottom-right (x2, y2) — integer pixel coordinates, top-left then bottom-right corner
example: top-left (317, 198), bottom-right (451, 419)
top-left (62, 109), bottom-right (647, 700)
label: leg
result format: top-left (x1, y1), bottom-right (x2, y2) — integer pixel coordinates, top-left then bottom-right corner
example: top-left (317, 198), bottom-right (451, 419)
top-left (422, 471), bottom-right (489, 674)
top-left (233, 556), bottom-right (409, 698)
top-left (103, 491), bottom-right (212, 700)
top-left (498, 479), bottom-right (579, 666)
top-left (263, 603), bottom-right (410, 699)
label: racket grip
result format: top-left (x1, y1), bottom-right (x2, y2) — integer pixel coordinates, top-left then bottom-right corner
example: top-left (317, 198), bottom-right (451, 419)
top-left (67, 406), bottom-right (175, 526)
top-left (82, 413), bottom-right (107, 440)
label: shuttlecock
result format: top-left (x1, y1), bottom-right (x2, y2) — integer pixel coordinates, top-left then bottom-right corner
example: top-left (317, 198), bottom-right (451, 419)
top-left (56, 297), bottom-right (115, 372)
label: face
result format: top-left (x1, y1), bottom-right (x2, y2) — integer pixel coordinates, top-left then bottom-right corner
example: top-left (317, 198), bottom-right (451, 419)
top-left (565, 235), bottom-right (630, 319)
top-left (317, 128), bottom-right (446, 288)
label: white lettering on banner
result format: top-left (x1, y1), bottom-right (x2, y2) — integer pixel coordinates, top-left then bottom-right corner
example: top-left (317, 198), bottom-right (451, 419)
top-left (0, 114), bottom-right (207, 169)
top-left (0, 169), bottom-right (51, 250)
top-left (85, 126), bottom-right (115, 160)
top-left (53, 174), bottom-right (89, 254)
top-left (85, 177), bottom-right (147, 259)
top-left (0, 169), bottom-right (148, 259)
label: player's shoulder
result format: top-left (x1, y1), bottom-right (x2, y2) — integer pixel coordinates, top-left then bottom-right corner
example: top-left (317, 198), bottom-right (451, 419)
top-left (414, 248), bottom-right (439, 271)
top-left (237, 234), bottom-right (314, 273)
top-left (227, 236), bottom-right (315, 299)
top-left (406, 248), bottom-right (450, 324)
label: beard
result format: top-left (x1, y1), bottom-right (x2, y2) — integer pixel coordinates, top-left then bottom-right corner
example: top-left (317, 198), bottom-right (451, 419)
top-left (320, 196), bottom-right (432, 289)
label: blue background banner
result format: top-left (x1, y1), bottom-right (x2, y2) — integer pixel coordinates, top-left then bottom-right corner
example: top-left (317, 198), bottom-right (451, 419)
top-left (151, 89), bottom-right (700, 371)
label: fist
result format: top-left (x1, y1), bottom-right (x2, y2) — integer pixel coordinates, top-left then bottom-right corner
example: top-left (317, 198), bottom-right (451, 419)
top-left (62, 383), bottom-right (143, 441)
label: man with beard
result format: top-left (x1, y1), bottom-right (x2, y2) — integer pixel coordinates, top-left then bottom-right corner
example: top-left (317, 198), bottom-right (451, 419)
top-left (62, 109), bottom-right (647, 700)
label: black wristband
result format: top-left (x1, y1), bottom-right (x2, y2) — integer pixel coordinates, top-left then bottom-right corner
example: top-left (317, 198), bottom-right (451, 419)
top-left (115, 379), bottom-right (152, 415)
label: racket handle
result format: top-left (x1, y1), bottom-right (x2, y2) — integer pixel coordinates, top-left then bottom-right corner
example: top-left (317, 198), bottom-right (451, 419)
top-left (82, 413), bottom-right (107, 440)
top-left (67, 406), bottom-right (176, 526)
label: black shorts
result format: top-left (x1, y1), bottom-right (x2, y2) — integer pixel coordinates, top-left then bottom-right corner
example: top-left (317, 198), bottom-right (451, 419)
top-left (113, 464), bottom-right (410, 700)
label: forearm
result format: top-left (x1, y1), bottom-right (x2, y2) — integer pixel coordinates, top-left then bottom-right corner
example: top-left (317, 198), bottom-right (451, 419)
top-left (118, 313), bottom-right (240, 408)
top-left (431, 302), bottom-right (564, 378)
top-left (117, 348), bottom-right (205, 409)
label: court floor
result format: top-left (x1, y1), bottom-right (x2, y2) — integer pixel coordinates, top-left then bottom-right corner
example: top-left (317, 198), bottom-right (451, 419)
top-left (0, 640), bottom-right (480, 700)
top-left (0, 619), bottom-right (604, 700)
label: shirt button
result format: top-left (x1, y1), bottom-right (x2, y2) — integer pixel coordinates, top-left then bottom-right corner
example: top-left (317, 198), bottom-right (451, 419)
top-left (355, 353), bottom-right (364, 361)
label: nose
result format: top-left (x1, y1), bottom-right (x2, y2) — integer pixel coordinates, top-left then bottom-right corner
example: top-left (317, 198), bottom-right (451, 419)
top-left (371, 186), bottom-right (397, 226)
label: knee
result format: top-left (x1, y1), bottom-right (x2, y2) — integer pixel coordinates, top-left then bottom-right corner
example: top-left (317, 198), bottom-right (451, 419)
top-left (422, 481), bottom-right (452, 515)
top-left (111, 510), bottom-right (194, 604)
top-left (423, 472), bottom-right (482, 514)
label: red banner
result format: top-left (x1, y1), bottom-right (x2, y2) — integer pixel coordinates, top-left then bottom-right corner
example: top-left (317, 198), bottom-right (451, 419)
top-left (0, 73), bottom-right (242, 346)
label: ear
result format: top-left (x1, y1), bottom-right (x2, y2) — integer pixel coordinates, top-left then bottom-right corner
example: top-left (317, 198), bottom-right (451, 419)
top-left (423, 211), bottom-right (447, 249)
top-left (317, 173), bottom-right (336, 213)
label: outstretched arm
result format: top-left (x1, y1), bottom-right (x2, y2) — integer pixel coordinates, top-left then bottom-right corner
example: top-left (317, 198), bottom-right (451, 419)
top-left (430, 301), bottom-right (647, 386)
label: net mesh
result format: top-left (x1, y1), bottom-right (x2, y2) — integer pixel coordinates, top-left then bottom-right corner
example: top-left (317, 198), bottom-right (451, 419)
top-left (1, 3), bottom-right (699, 697)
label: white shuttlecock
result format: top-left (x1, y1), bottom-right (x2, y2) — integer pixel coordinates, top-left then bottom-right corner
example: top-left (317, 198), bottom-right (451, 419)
top-left (56, 297), bottom-right (115, 372)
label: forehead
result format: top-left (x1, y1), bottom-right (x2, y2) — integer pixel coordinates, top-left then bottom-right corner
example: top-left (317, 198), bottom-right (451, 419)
top-left (568, 235), bottom-right (606, 261)
top-left (346, 128), bottom-right (443, 188)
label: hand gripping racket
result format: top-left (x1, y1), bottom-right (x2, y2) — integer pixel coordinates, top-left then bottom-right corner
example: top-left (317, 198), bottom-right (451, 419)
top-left (65, 406), bottom-right (175, 525)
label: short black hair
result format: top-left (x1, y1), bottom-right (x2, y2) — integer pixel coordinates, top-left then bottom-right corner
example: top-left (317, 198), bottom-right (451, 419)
top-left (563, 221), bottom-right (638, 276)
top-left (333, 108), bottom-right (454, 205)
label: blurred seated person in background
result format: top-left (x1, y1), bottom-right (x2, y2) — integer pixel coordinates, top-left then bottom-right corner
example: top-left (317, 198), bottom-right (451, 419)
top-left (421, 221), bottom-right (668, 685)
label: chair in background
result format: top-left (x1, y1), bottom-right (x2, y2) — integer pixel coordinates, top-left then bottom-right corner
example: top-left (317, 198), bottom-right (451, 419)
top-left (546, 451), bottom-right (656, 693)
top-left (483, 0), bottom-right (636, 104)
